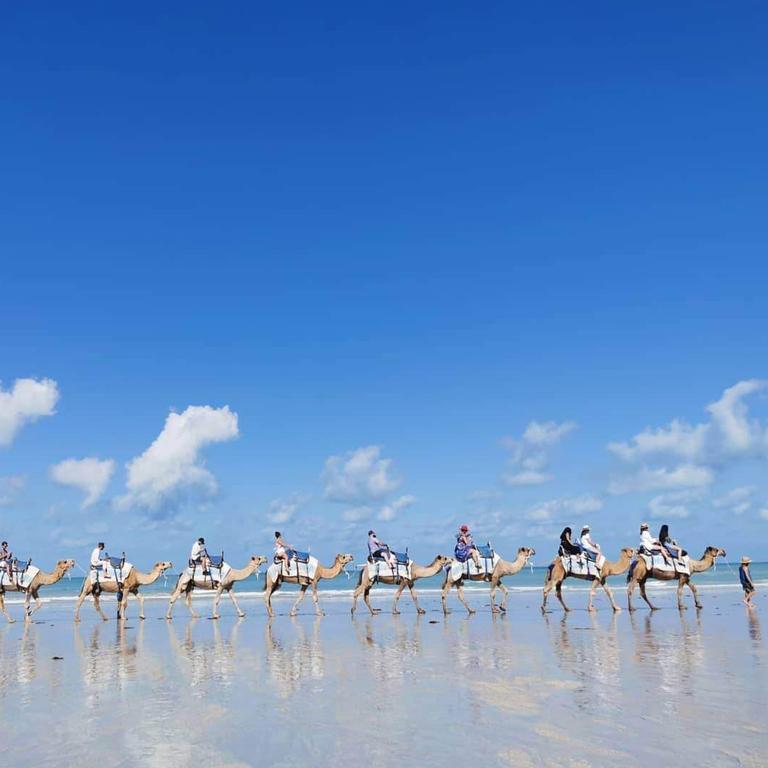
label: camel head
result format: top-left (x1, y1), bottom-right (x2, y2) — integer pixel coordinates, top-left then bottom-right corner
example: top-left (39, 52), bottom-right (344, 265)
top-left (705, 546), bottom-right (726, 559)
top-left (518, 547), bottom-right (536, 559)
top-left (434, 554), bottom-right (452, 568)
top-left (620, 547), bottom-right (635, 559)
top-left (58, 559), bottom-right (76, 573)
top-left (250, 555), bottom-right (268, 568)
top-left (154, 561), bottom-right (173, 573)
top-left (336, 553), bottom-right (354, 566)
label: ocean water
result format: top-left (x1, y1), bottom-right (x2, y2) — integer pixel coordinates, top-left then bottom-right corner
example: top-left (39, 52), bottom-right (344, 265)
top-left (6, 560), bottom-right (765, 606)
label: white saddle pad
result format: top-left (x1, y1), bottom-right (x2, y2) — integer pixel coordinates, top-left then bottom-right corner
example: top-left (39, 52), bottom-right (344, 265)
top-left (268, 556), bottom-right (318, 582)
top-left (366, 560), bottom-right (412, 581)
top-left (185, 562), bottom-right (232, 583)
top-left (640, 553), bottom-right (690, 575)
top-left (0, 565), bottom-right (40, 589)
top-left (90, 563), bottom-right (133, 584)
top-left (449, 553), bottom-right (500, 582)
top-left (560, 554), bottom-right (605, 577)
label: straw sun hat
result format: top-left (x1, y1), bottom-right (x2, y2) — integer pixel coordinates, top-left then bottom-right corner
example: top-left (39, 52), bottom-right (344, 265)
top-left (740, 556), bottom-right (752, 565)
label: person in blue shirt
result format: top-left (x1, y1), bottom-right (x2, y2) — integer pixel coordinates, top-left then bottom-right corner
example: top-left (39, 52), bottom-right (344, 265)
top-left (740, 556), bottom-right (756, 608)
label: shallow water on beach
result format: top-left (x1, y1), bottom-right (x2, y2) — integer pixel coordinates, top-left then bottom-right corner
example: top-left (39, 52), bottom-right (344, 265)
top-left (2, 587), bottom-right (766, 767)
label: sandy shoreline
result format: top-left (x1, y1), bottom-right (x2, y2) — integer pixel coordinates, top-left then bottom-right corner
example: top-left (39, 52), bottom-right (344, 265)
top-left (2, 587), bottom-right (765, 767)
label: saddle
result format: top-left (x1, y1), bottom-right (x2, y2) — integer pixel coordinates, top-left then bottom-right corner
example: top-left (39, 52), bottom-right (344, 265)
top-left (11, 558), bottom-right (31, 574)
top-left (274, 549), bottom-right (309, 565)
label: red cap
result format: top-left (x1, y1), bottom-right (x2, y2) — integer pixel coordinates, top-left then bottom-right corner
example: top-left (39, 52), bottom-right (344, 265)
top-left (460, 524), bottom-right (469, 532)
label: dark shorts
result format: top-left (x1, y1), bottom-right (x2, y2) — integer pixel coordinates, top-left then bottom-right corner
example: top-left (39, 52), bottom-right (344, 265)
top-left (743, 585), bottom-right (755, 594)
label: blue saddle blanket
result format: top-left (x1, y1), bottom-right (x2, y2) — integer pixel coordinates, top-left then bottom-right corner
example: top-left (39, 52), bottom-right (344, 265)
top-left (476, 545), bottom-right (494, 559)
top-left (290, 550), bottom-right (310, 563)
top-left (208, 555), bottom-right (224, 568)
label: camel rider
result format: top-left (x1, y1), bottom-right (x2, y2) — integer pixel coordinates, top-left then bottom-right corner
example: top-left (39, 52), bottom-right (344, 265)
top-left (558, 527), bottom-right (581, 557)
top-left (455, 525), bottom-right (481, 567)
top-left (578, 526), bottom-right (601, 562)
top-left (368, 530), bottom-right (396, 567)
top-left (0, 541), bottom-right (12, 583)
top-left (274, 531), bottom-right (293, 567)
top-left (190, 537), bottom-right (211, 574)
top-left (639, 522), bottom-right (669, 564)
top-left (90, 542), bottom-right (108, 583)
top-left (658, 524), bottom-right (685, 562)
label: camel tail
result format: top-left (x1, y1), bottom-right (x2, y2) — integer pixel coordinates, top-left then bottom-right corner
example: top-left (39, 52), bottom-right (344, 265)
top-left (626, 561), bottom-right (637, 583)
top-left (545, 563), bottom-right (554, 583)
top-left (356, 568), bottom-right (365, 587)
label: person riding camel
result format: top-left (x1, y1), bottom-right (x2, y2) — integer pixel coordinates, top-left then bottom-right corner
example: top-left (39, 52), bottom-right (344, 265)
top-left (90, 542), bottom-right (108, 584)
top-left (578, 525), bottom-right (601, 563)
top-left (558, 527), bottom-right (581, 557)
top-left (658, 524), bottom-right (685, 562)
top-left (190, 537), bottom-right (211, 574)
top-left (0, 541), bottom-right (12, 574)
top-left (454, 524), bottom-right (482, 568)
top-left (639, 522), bottom-right (670, 564)
top-left (274, 531), bottom-right (293, 568)
top-left (368, 530), bottom-right (396, 567)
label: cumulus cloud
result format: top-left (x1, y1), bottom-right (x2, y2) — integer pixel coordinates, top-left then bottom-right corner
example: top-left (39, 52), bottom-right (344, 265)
top-left (0, 377), bottom-right (59, 446)
top-left (322, 445), bottom-right (400, 503)
top-left (118, 405), bottom-right (239, 510)
top-left (267, 493), bottom-right (311, 524)
top-left (609, 464), bottom-right (714, 494)
top-left (609, 381), bottom-right (768, 494)
top-left (502, 420), bottom-right (576, 486)
top-left (524, 494), bottom-right (604, 522)
top-left (0, 475), bottom-right (25, 507)
top-left (648, 488), bottom-right (705, 520)
top-left (50, 457), bottom-right (115, 508)
top-left (341, 506), bottom-right (372, 522)
top-left (378, 494), bottom-right (416, 522)
top-left (713, 486), bottom-right (756, 516)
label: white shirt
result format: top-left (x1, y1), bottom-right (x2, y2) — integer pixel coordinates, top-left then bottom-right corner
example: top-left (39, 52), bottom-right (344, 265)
top-left (580, 532), bottom-right (599, 552)
top-left (90, 547), bottom-right (105, 567)
top-left (190, 542), bottom-right (206, 560)
top-left (640, 530), bottom-right (656, 550)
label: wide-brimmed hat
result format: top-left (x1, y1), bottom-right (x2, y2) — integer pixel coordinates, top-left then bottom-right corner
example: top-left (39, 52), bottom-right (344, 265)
top-left (581, 524), bottom-right (590, 531)
top-left (741, 556), bottom-right (752, 565)
top-left (640, 522), bottom-right (649, 530)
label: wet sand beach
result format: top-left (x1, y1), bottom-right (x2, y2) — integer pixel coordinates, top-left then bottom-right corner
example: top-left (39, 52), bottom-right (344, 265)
top-left (2, 586), bottom-right (765, 767)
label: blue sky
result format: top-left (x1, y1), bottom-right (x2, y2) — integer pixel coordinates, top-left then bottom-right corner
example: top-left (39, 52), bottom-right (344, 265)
top-left (2, 2), bottom-right (768, 567)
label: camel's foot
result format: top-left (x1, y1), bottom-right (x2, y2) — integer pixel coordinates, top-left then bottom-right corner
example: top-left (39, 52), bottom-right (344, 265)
top-left (139, 615), bottom-right (145, 620)
top-left (289, 611), bottom-right (297, 617)
top-left (649, 605), bottom-right (658, 611)
top-left (628, 606), bottom-right (636, 612)
top-left (190, 612), bottom-right (200, 619)
top-left (315, 610), bottom-right (324, 617)
top-left (466, 609), bottom-right (476, 615)
top-left (417, 608), bottom-right (426, 615)
top-left (612, 605), bottom-right (622, 613)
top-left (237, 611), bottom-right (246, 618)
top-left (6, 617), bottom-right (16, 624)
top-left (562, 606), bottom-right (571, 613)
top-left (588, 606), bottom-right (597, 613)
top-left (370, 608), bottom-right (381, 615)
top-left (392, 609), bottom-right (400, 615)
top-left (491, 606), bottom-right (500, 614)
top-left (165, 615), bottom-right (173, 621)
top-left (678, 604), bottom-right (687, 611)
top-left (101, 616), bottom-right (109, 622)
top-left (443, 609), bottom-right (451, 615)
top-left (499, 605), bottom-right (507, 613)
top-left (695, 604), bottom-right (703, 610)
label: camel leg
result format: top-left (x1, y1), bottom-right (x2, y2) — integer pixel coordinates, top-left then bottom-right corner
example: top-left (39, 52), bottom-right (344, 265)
top-left (118, 591), bottom-right (131, 621)
top-left (351, 584), bottom-right (362, 615)
top-left (227, 588), bottom-right (245, 618)
top-left (392, 582), bottom-right (406, 614)
top-left (0, 592), bottom-right (14, 623)
top-left (74, 585), bottom-right (90, 623)
top-left (627, 579), bottom-right (636, 611)
top-left (185, 589), bottom-right (200, 618)
top-left (290, 585), bottom-right (308, 617)
top-left (441, 581), bottom-right (452, 615)
top-left (363, 585), bottom-right (379, 616)
top-left (166, 589), bottom-right (180, 620)
top-left (212, 586), bottom-right (223, 619)
top-left (456, 584), bottom-right (475, 615)
top-left (264, 584), bottom-right (275, 619)
top-left (26, 592), bottom-right (44, 620)
top-left (639, 581), bottom-right (657, 611)
top-left (601, 580), bottom-right (620, 612)
top-left (497, 581), bottom-right (509, 613)
top-left (92, 593), bottom-right (109, 621)
top-left (677, 579), bottom-right (687, 610)
top-left (555, 582), bottom-right (569, 612)
top-left (407, 583), bottom-right (425, 615)
top-left (541, 580), bottom-right (554, 612)
top-left (687, 580), bottom-right (702, 610)
top-left (136, 591), bottom-right (146, 620)
top-left (310, 582), bottom-right (324, 617)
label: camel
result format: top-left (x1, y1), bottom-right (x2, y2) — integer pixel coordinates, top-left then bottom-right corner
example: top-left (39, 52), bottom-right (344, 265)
top-left (166, 555), bottom-right (267, 620)
top-left (0, 559), bottom-right (75, 623)
top-left (265, 553), bottom-right (354, 618)
top-left (442, 547), bottom-right (536, 615)
top-left (73, 561), bottom-right (173, 622)
top-left (351, 554), bottom-right (451, 616)
top-left (627, 546), bottom-right (726, 611)
top-left (541, 548), bottom-right (635, 613)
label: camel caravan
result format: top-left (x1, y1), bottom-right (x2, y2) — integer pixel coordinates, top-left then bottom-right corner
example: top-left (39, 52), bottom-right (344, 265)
top-left (0, 519), bottom-right (733, 622)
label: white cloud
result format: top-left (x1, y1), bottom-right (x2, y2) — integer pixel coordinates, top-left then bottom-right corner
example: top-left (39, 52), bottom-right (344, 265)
top-left (502, 419), bottom-right (576, 486)
top-left (523, 420), bottom-right (577, 446)
top-left (322, 445), bottom-right (400, 503)
top-left (50, 457), bottom-right (115, 508)
top-left (0, 475), bottom-right (25, 507)
top-left (713, 486), bottom-right (756, 516)
top-left (608, 381), bottom-right (768, 494)
top-left (524, 494), bottom-right (604, 522)
top-left (609, 464), bottom-right (714, 494)
top-left (760, 508), bottom-right (768, 522)
top-left (378, 494), bottom-right (416, 522)
top-left (648, 489), bottom-right (705, 520)
top-left (267, 493), bottom-right (311, 524)
top-left (118, 405), bottom-right (239, 510)
top-left (0, 377), bottom-right (59, 446)
top-left (342, 506), bottom-right (372, 522)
